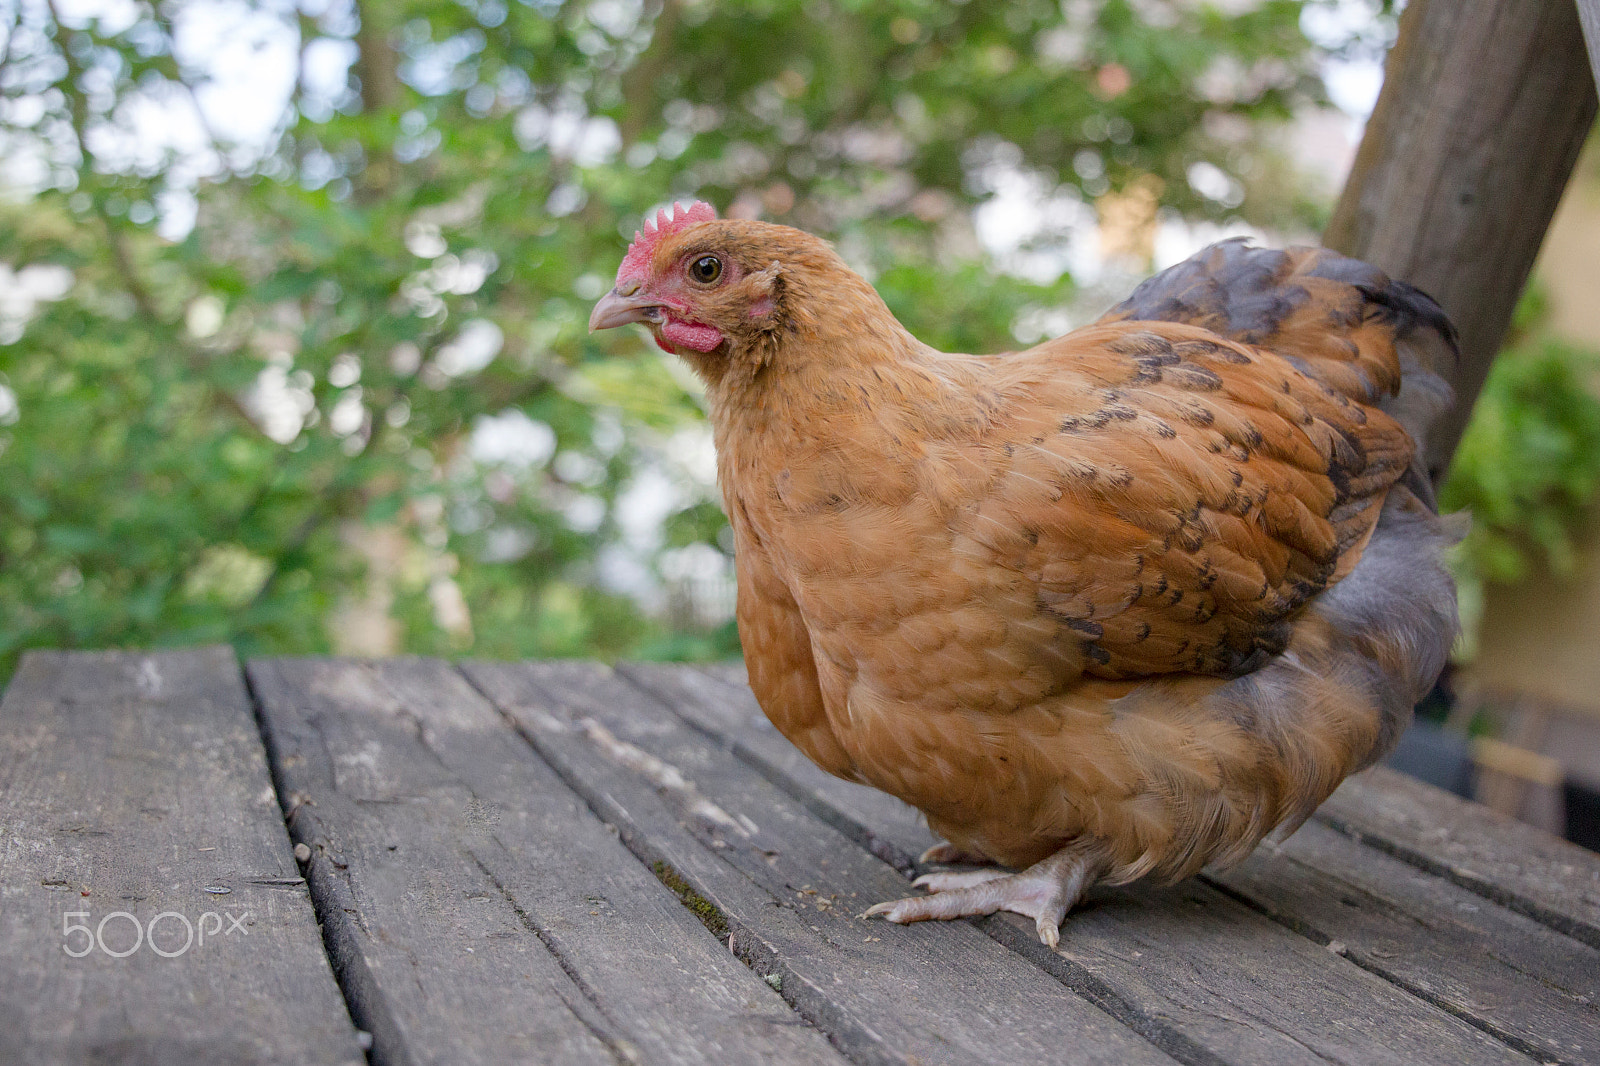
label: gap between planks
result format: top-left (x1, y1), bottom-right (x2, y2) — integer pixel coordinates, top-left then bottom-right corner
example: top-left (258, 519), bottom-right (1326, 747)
top-left (0, 648), bottom-right (367, 1066)
top-left (623, 661), bottom-right (1596, 1066)
top-left (235, 655), bottom-right (1593, 1066)
top-left (459, 658), bottom-right (1178, 1066)
top-left (1313, 766), bottom-right (1600, 952)
top-left (688, 659), bottom-right (1600, 952)
top-left (246, 657), bottom-right (842, 1066)
top-left (529, 661), bottom-right (1537, 1066)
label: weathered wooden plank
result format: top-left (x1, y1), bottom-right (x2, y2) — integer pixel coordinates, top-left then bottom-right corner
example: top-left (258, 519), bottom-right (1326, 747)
top-left (688, 671), bottom-right (1600, 1060)
top-left (625, 662), bottom-right (937, 875)
top-left (1210, 819), bottom-right (1600, 1066)
top-left (251, 659), bottom-right (615, 1066)
top-left (626, 664), bottom-right (1543, 1066)
top-left (463, 659), bottom-right (1177, 1066)
top-left (0, 648), bottom-right (365, 1066)
top-left (1324, 0), bottom-right (1598, 473)
top-left (249, 656), bottom-right (838, 1066)
top-left (1316, 765), bottom-right (1600, 950)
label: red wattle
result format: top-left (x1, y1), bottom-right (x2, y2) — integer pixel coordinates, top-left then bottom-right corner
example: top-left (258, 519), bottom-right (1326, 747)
top-left (662, 318), bottom-right (724, 353)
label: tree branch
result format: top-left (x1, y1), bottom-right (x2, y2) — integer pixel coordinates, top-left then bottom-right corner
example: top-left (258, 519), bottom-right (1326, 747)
top-left (352, 0), bottom-right (402, 201)
top-left (43, 0), bottom-right (277, 436)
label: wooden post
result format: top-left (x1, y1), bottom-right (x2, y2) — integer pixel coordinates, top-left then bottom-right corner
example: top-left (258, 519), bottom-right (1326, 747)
top-left (1324, 0), bottom-right (1597, 477)
top-left (1579, 0), bottom-right (1600, 91)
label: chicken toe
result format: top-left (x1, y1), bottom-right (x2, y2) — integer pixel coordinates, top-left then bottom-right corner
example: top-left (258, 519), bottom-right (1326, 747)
top-left (912, 869), bottom-right (1010, 892)
top-left (864, 842), bottom-right (1106, 947)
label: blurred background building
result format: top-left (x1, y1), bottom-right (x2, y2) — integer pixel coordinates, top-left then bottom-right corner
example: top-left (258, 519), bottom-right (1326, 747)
top-left (1442, 145), bottom-right (1600, 847)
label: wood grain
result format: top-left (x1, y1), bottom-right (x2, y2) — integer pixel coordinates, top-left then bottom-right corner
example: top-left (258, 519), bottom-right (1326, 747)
top-left (250, 656), bottom-right (839, 1066)
top-left (623, 663), bottom-right (1542, 1066)
top-left (1210, 819), bottom-right (1600, 1066)
top-left (1316, 764), bottom-right (1600, 949)
top-left (464, 658), bottom-right (1176, 1066)
top-left (621, 661), bottom-right (938, 874)
top-left (1324, 0), bottom-right (1598, 473)
top-left (0, 648), bottom-right (365, 1066)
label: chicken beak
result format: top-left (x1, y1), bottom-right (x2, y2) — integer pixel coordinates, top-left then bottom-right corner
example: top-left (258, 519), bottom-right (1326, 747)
top-left (589, 285), bottom-right (665, 333)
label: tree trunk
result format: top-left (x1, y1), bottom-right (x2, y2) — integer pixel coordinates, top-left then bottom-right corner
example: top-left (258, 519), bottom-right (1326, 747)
top-left (1324, 0), bottom-right (1597, 478)
top-left (353, 0), bottom-right (402, 200)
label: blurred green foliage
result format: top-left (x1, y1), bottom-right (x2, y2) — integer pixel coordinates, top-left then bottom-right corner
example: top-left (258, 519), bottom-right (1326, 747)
top-left (1441, 288), bottom-right (1600, 586)
top-left (1, 0), bottom-right (1376, 679)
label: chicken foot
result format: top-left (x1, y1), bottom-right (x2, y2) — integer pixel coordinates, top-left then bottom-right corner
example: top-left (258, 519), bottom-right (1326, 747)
top-left (864, 840), bottom-right (1107, 947)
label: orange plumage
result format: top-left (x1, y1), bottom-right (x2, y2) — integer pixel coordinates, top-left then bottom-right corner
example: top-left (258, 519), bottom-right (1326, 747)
top-left (590, 203), bottom-right (1461, 945)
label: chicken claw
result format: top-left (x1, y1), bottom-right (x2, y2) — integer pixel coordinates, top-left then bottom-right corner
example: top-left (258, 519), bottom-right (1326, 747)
top-left (865, 843), bottom-right (1105, 948)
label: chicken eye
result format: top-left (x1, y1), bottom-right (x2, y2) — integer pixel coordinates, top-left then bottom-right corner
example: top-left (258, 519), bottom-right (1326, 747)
top-left (688, 255), bottom-right (723, 284)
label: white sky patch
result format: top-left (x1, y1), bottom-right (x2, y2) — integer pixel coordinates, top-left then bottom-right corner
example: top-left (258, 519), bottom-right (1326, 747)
top-left (513, 103), bottom-right (620, 165)
top-left (168, 0), bottom-right (300, 159)
top-left (244, 362), bottom-right (315, 444)
top-left (1153, 215), bottom-right (1268, 270)
top-left (433, 317), bottom-right (503, 377)
top-left (613, 464), bottom-right (678, 554)
top-left (603, 467), bottom-right (676, 608)
top-left (405, 221), bottom-right (449, 258)
top-left (328, 351), bottom-right (361, 387)
top-left (1301, 0), bottom-right (1392, 138)
top-left (1186, 160), bottom-right (1245, 208)
top-left (1321, 59), bottom-right (1383, 123)
top-left (598, 422), bottom-right (724, 609)
top-left (553, 449), bottom-right (605, 486)
top-left (663, 423), bottom-right (718, 487)
top-left (1287, 105), bottom-right (1362, 201)
top-left (183, 293), bottom-right (223, 338)
top-left (469, 408), bottom-right (557, 468)
top-left (0, 262), bottom-right (74, 344)
top-left (328, 386), bottom-right (364, 436)
top-left (584, 0), bottom-right (645, 38)
top-left (84, 79), bottom-right (217, 176)
top-left (299, 36), bottom-right (360, 118)
top-left (595, 543), bottom-right (657, 606)
top-left (155, 188), bottom-right (200, 241)
top-left (20, 0), bottom-right (311, 237)
top-left (51, 0), bottom-right (141, 32)
top-left (969, 4), bottom-right (1385, 289)
top-left (402, 250), bottom-right (499, 315)
top-left (562, 493), bottom-right (605, 533)
top-left (973, 167), bottom-right (1099, 285)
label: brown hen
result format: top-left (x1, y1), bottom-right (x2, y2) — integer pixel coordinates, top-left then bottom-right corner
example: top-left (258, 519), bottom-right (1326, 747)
top-left (590, 202), bottom-right (1461, 945)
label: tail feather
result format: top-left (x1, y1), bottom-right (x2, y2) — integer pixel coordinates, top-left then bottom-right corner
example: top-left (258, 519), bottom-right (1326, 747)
top-left (1101, 239), bottom-right (1459, 416)
top-left (1101, 238), bottom-right (1459, 510)
top-left (1095, 245), bottom-right (1465, 880)
top-left (1158, 485), bottom-right (1462, 879)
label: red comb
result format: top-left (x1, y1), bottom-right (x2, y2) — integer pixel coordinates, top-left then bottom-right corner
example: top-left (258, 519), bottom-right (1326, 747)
top-left (616, 200), bottom-right (718, 283)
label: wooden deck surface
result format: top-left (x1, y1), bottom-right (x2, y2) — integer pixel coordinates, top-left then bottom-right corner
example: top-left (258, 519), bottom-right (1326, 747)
top-left (3, 648), bottom-right (1599, 1065)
